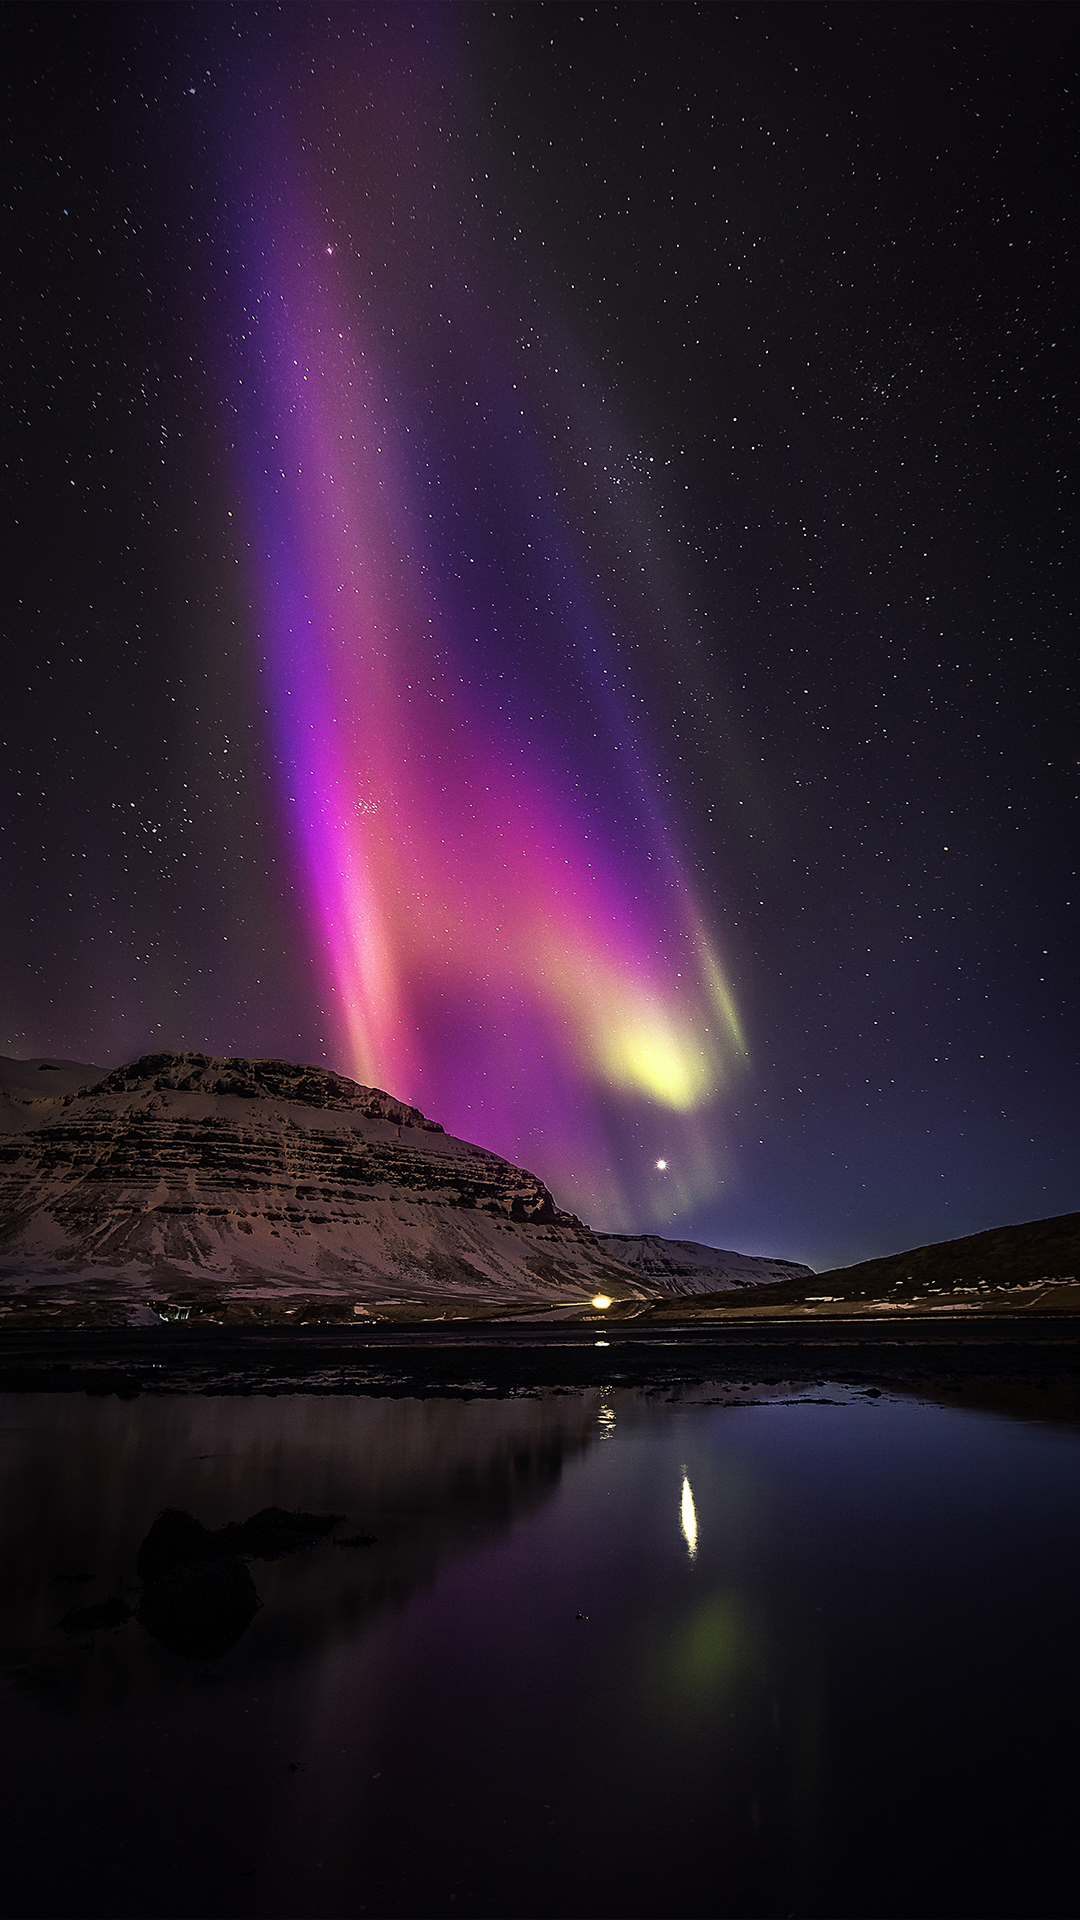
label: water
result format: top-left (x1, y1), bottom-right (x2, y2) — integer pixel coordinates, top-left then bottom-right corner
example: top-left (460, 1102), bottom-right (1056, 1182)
top-left (0, 1380), bottom-right (1077, 1917)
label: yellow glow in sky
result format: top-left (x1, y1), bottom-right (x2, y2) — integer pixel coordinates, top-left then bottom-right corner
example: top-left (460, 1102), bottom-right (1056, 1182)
top-left (598, 1018), bottom-right (716, 1110)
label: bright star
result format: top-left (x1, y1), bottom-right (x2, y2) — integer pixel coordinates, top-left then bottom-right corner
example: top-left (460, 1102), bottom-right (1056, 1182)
top-left (656, 1158), bottom-right (667, 1171)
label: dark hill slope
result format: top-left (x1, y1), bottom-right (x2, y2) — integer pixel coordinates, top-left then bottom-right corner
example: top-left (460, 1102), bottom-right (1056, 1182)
top-left (725, 1212), bottom-right (1080, 1312)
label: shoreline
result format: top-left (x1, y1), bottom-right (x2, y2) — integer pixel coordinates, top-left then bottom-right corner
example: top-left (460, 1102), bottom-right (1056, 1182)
top-left (0, 1274), bottom-right (1077, 1336)
top-left (1, 1315), bottom-right (1079, 1405)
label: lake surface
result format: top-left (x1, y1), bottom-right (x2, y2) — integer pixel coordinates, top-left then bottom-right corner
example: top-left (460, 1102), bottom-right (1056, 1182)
top-left (0, 1377), bottom-right (1077, 1918)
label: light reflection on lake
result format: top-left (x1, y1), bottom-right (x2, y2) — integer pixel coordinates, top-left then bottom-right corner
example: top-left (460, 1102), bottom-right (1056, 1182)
top-left (0, 1383), bottom-right (1077, 1918)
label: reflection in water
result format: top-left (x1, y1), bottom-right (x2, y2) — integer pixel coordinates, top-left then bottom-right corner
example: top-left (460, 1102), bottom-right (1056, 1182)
top-left (0, 1387), bottom-right (1077, 1919)
top-left (680, 1469), bottom-right (698, 1556)
top-left (659, 1591), bottom-right (756, 1712)
top-left (0, 1391), bottom-right (598, 1706)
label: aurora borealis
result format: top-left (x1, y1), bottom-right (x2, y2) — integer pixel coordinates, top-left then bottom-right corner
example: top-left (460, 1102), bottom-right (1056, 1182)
top-left (3, 4), bottom-right (1076, 1266)
top-left (220, 56), bottom-right (744, 1226)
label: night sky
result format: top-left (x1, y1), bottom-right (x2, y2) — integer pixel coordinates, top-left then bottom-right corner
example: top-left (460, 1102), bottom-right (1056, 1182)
top-left (3, 3), bottom-right (1076, 1271)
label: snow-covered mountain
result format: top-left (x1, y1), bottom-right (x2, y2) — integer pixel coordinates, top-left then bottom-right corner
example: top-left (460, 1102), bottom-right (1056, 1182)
top-left (594, 1233), bottom-right (812, 1294)
top-left (0, 1052), bottom-right (646, 1316)
top-left (0, 1053), bottom-right (810, 1321)
top-left (0, 1055), bottom-right (109, 1134)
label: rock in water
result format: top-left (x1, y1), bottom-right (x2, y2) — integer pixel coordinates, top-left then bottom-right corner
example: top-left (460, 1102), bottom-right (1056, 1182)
top-left (139, 1557), bottom-right (260, 1660)
top-left (0, 1051), bottom-right (651, 1317)
top-left (137, 1508), bottom-right (219, 1584)
top-left (214, 1507), bottom-right (343, 1561)
top-left (134, 1502), bottom-right (345, 1659)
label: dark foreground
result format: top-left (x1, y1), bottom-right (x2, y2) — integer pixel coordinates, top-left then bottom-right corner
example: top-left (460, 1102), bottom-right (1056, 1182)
top-left (1, 1361), bottom-right (1079, 1918)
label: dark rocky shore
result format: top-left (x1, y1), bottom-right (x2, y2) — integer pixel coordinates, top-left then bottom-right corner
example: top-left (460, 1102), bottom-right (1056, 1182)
top-left (2, 1317), bottom-right (1079, 1417)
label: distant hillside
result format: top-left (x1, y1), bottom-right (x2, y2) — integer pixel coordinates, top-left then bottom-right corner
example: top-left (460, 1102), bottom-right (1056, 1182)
top-left (734, 1212), bottom-right (1080, 1311)
top-left (594, 1233), bottom-right (811, 1295)
top-left (0, 1056), bottom-right (107, 1133)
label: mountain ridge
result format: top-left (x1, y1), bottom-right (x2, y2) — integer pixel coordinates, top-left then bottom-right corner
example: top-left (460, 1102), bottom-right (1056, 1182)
top-left (594, 1232), bottom-right (811, 1293)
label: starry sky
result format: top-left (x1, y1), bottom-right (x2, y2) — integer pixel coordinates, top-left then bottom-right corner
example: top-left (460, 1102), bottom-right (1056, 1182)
top-left (2, 3), bottom-right (1076, 1271)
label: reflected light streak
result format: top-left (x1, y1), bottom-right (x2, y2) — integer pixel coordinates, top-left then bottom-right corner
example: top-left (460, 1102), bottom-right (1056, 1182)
top-left (680, 1473), bottom-right (698, 1558)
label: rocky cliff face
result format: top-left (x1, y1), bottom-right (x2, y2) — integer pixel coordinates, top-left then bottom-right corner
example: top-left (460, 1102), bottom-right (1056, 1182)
top-left (0, 1052), bottom-right (648, 1320)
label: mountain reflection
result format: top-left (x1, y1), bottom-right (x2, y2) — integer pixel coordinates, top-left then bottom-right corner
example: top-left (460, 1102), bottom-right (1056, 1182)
top-left (0, 1390), bottom-right (599, 1705)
